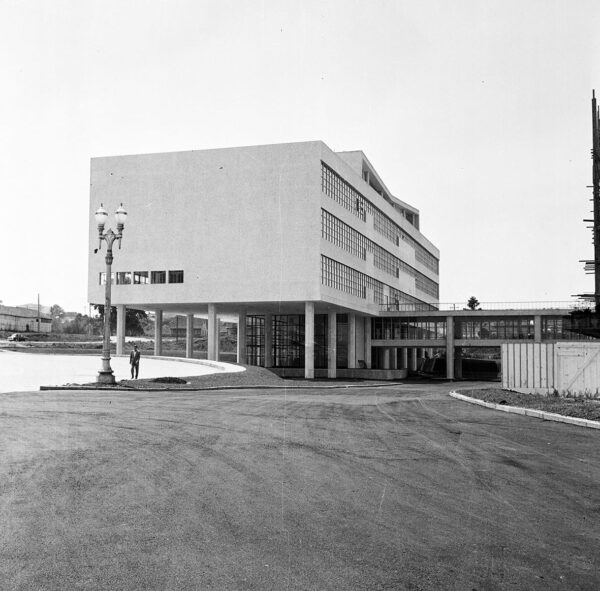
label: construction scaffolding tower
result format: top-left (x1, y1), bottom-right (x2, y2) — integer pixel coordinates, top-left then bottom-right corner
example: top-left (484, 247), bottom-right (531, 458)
top-left (576, 90), bottom-right (600, 312)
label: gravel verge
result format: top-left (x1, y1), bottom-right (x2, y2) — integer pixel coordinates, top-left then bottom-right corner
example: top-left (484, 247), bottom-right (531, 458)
top-left (458, 387), bottom-right (600, 421)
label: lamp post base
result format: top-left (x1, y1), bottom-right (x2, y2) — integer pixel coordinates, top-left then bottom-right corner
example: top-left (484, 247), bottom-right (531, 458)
top-left (96, 369), bottom-right (116, 385)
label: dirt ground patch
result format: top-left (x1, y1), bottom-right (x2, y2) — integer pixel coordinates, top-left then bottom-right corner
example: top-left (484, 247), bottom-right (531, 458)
top-left (460, 387), bottom-right (600, 421)
top-left (2, 382), bottom-right (600, 590)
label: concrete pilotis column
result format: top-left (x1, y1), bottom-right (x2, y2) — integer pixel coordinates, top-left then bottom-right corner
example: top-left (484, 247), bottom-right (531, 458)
top-left (365, 317), bottom-right (372, 368)
top-left (409, 348), bottom-right (418, 371)
top-left (237, 308), bottom-right (247, 364)
top-left (154, 310), bottom-right (163, 356)
top-left (348, 314), bottom-right (356, 369)
top-left (390, 348), bottom-right (397, 370)
top-left (401, 348), bottom-right (408, 369)
top-left (328, 311), bottom-right (337, 378)
top-left (305, 302), bottom-right (315, 379)
top-left (534, 315), bottom-right (542, 342)
top-left (208, 304), bottom-right (217, 361)
top-left (116, 304), bottom-right (126, 356)
top-left (382, 348), bottom-right (390, 369)
top-left (264, 313), bottom-right (273, 368)
top-left (186, 314), bottom-right (194, 359)
top-left (446, 316), bottom-right (455, 380)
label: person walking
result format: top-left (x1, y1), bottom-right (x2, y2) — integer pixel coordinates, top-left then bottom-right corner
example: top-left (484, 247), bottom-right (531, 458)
top-left (129, 344), bottom-right (141, 379)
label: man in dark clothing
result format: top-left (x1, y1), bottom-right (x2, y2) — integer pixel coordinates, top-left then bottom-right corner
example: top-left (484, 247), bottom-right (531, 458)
top-left (129, 345), bottom-right (141, 379)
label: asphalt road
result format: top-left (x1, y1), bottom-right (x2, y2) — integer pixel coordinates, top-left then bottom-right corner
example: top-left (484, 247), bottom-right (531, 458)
top-left (1, 383), bottom-right (599, 590)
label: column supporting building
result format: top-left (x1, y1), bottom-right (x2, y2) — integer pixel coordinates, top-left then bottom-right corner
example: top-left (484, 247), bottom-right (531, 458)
top-left (365, 317), bottom-right (372, 368)
top-left (446, 315), bottom-right (455, 380)
top-left (185, 314), bottom-right (194, 359)
top-left (116, 304), bottom-right (126, 356)
top-left (305, 302), bottom-right (315, 379)
top-left (348, 313), bottom-right (356, 369)
top-left (237, 308), bottom-right (247, 364)
top-left (154, 309), bottom-right (163, 357)
top-left (208, 304), bottom-right (217, 361)
top-left (328, 311), bottom-right (337, 378)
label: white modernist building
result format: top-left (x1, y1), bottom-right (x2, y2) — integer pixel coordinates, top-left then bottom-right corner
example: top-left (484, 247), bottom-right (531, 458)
top-left (88, 141), bottom-right (440, 378)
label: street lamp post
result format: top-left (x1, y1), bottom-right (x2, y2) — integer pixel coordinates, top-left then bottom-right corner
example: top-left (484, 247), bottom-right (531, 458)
top-left (94, 203), bottom-right (128, 384)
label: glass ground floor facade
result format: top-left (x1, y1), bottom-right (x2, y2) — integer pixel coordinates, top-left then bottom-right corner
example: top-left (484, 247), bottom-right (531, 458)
top-left (246, 314), bottom-right (349, 368)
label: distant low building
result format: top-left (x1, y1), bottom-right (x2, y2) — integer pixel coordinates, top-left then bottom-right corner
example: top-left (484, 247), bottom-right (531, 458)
top-left (0, 305), bottom-right (51, 333)
top-left (167, 315), bottom-right (207, 338)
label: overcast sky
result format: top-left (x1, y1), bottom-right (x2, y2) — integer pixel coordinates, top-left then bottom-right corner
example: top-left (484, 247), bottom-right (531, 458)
top-left (1, 0), bottom-right (599, 312)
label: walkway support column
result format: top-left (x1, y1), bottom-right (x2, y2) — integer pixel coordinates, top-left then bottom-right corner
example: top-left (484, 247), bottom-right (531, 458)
top-left (534, 315), bottom-right (542, 342)
top-left (382, 348), bottom-right (390, 370)
top-left (154, 309), bottom-right (163, 357)
top-left (116, 304), bottom-right (126, 356)
top-left (390, 348), bottom-right (397, 370)
top-left (409, 348), bottom-right (418, 371)
top-left (237, 308), bottom-right (247, 364)
top-left (401, 348), bottom-right (408, 369)
top-left (446, 315), bottom-right (455, 380)
top-left (305, 302), bottom-right (315, 379)
top-left (348, 314), bottom-right (356, 368)
top-left (208, 304), bottom-right (217, 361)
top-left (186, 314), bottom-right (194, 359)
top-left (328, 311), bottom-right (337, 378)
top-left (264, 313), bottom-right (273, 368)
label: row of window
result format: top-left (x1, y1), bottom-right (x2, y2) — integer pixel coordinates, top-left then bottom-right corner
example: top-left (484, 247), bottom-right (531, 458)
top-left (321, 255), bottom-right (425, 307)
top-left (372, 318), bottom-right (447, 340)
top-left (321, 210), bottom-right (439, 298)
top-left (321, 162), bottom-right (439, 274)
top-left (99, 270), bottom-right (184, 285)
top-left (457, 318), bottom-right (534, 340)
top-left (371, 316), bottom-right (590, 341)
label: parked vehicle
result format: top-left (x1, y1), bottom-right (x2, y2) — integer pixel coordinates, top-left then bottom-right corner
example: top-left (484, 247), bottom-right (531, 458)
top-left (7, 333), bottom-right (26, 342)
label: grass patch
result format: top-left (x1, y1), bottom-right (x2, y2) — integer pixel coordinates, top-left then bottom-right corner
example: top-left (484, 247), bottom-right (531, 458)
top-left (460, 388), bottom-right (600, 421)
top-left (151, 376), bottom-right (188, 384)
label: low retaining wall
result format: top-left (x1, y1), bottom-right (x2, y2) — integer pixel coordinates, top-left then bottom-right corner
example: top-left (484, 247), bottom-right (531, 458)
top-left (270, 368), bottom-right (408, 380)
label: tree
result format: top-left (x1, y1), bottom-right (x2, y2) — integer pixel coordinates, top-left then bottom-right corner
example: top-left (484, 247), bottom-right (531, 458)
top-left (63, 313), bottom-right (91, 334)
top-left (467, 296), bottom-right (480, 310)
top-left (50, 304), bottom-right (65, 333)
top-left (93, 305), bottom-right (148, 336)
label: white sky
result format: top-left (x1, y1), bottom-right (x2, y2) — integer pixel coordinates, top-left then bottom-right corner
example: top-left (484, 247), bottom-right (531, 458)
top-left (1, 0), bottom-right (599, 312)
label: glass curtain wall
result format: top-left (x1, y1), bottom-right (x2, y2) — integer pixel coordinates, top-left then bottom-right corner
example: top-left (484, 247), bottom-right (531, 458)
top-left (246, 314), bottom-right (331, 368)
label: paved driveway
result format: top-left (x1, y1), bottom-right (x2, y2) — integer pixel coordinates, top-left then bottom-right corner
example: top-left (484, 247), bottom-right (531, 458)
top-left (1, 382), bottom-right (599, 590)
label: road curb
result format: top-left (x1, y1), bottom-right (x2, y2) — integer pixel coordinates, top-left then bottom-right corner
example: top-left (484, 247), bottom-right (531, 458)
top-left (449, 391), bottom-right (600, 430)
top-left (39, 382), bottom-right (404, 392)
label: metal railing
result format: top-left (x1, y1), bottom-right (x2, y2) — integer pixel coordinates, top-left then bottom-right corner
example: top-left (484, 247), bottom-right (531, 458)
top-left (380, 301), bottom-right (584, 313)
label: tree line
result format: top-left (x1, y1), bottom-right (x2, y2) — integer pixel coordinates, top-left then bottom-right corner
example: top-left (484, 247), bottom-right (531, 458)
top-left (50, 304), bottom-right (148, 336)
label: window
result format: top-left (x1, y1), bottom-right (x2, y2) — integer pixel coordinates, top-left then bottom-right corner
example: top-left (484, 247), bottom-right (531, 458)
top-left (99, 272), bottom-right (114, 285)
top-left (116, 272), bottom-right (132, 285)
top-left (151, 271), bottom-right (166, 284)
top-left (168, 270), bottom-right (184, 284)
top-left (134, 271), bottom-right (149, 285)
top-left (246, 316), bottom-right (265, 366)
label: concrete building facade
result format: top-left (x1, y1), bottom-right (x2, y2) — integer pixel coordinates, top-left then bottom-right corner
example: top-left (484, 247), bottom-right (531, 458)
top-left (88, 141), bottom-right (440, 378)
